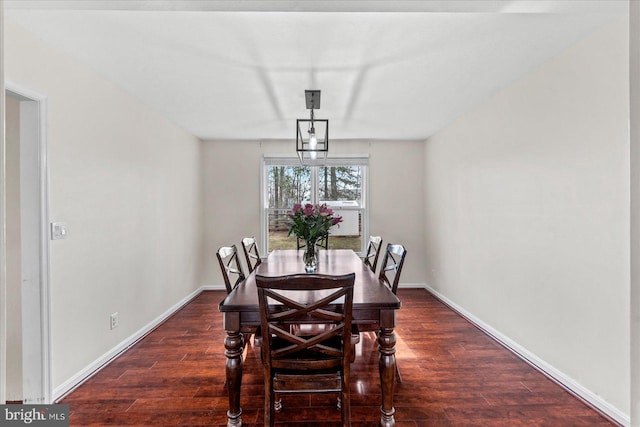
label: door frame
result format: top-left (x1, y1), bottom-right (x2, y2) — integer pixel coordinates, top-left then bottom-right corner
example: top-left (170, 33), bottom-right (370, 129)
top-left (5, 81), bottom-right (52, 404)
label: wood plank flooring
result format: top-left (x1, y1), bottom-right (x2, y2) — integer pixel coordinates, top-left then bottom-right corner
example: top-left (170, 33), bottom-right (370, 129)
top-left (60, 289), bottom-right (617, 426)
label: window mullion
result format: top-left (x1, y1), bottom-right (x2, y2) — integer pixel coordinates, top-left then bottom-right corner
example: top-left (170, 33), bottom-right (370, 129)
top-left (311, 166), bottom-right (319, 205)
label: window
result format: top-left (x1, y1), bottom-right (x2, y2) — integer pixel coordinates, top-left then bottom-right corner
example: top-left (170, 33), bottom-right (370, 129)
top-left (262, 156), bottom-right (369, 255)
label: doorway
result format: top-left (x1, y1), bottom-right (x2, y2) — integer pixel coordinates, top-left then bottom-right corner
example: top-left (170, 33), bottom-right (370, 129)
top-left (5, 84), bottom-right (51, 404)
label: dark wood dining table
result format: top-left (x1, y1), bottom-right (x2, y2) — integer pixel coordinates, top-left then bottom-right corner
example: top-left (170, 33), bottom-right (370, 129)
top-left (218, 249), bottom-right (402, 427)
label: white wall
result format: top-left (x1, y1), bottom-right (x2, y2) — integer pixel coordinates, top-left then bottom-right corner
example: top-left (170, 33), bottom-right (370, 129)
top-left (6, 95), bottom-right (22, 400)
top-left (201, 139), bottom-right (428, 287)
top-left (424, 17), bottom-right (630, 417)
top-left (5, 21), bottom-right (203, 391)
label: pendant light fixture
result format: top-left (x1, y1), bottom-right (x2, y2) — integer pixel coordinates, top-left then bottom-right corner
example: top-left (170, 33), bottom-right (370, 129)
top-left (296, 90), bottom-right (328, 165)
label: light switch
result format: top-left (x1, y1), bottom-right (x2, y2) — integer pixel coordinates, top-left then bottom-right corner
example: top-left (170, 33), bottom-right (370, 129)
top-left (51, 222), bottom-right (68, 240)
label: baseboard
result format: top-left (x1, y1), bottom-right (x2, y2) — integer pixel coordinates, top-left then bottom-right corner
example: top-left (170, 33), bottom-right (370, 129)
top-left (422, 284), bottom-right (629, 427)
top-left (52, 286), bottom-right (208, 401)
top-left (397, 283), bottom-right (427, 289)
top-left (200, 284), bottom-right (225, 291)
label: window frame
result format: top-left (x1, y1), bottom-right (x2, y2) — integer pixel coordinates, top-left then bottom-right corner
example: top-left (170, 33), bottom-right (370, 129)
top-left (261, 155), bottom-right (370, 256)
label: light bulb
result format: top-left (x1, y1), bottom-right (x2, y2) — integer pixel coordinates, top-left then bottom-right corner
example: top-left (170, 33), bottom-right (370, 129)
top-left (309, 131), bottom-right (317, 159)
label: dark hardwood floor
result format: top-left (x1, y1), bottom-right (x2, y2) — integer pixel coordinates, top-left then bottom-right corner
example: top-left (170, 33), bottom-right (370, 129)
top-left (60, 289), bottom-right (617, 426)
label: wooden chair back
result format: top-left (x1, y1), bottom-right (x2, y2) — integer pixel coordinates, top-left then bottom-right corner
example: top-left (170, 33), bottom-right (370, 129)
top-left (363, 235), bottom-right (383, 273)
top-left (256, 272), bottom-right (355, 427)
top-left (378, 243), bottom-right (407, 295)
top-left (216, 245), bottom-right (246, 294)
top-left (241, 237), bottom-right (262, 273)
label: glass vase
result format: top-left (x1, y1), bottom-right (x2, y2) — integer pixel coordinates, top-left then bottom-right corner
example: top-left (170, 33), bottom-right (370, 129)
top-left (303, 239), bottom-right (318, 273)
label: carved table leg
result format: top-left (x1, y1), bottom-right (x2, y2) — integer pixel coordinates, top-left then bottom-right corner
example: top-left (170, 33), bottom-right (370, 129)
top-left (225, 331), bottom-right (244, 427)
top-left (378, 327), bottom-right (396, 427)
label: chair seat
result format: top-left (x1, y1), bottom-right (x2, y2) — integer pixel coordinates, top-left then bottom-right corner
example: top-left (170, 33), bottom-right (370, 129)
top-left (270, 335), bottom-right (344, 370)
top-left (289, 324), bottom-right (360, 364)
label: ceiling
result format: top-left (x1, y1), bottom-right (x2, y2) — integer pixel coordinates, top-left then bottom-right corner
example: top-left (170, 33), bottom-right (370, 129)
top-left (5, 1), bottom-right (628, 141)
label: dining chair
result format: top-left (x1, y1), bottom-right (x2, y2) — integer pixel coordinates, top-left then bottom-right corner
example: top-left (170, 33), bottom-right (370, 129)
top-left (217, 245), bottom-right (260, 345)
top-left (296, 233), bottom-right (329, 250)
top-left (216, 245), bottom-right (246, 294)
top-left (363, 235), bottom-right (383, 274)
top-left (378, 243), bottom-right (407, 295)
top-left (241, 236), bottom-right (262, 273)
top-left (256, 272), bottom-right (355, 427)
top-left (357, 243), bottom-right (407, 383)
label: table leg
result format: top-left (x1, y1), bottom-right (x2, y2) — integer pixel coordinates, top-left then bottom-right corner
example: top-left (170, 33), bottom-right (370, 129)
top-left (225, 331), bottom-right (244, 427)
top-left (378, 327), bottom-right (396, 427)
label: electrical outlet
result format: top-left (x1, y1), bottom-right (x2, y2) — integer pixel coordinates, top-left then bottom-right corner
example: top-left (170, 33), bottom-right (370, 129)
top-left (110, 312), bottom-right (119, 330)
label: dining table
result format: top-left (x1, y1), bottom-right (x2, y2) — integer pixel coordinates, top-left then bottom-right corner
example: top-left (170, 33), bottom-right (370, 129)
top-left (218, 249), bottom-right (402, 427)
